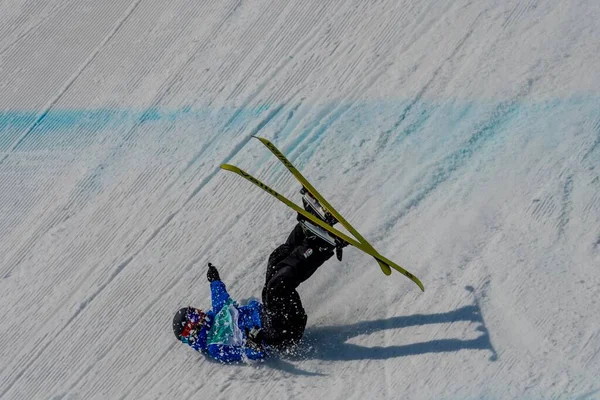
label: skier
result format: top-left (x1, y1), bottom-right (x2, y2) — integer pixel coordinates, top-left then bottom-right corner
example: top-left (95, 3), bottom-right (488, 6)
top-left (173, 191), bottom-right (342, 361)
top-left (172, 263), bottom-right (267, 363)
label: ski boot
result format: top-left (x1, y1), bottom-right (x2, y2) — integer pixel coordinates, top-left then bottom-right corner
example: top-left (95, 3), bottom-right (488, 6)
top-left (300, 187), bottom-right (338, 226)
top-left (297, 187), bottom-right (348, 261)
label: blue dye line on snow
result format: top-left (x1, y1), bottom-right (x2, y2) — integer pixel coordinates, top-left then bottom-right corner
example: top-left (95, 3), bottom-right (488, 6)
top-left (0, 96), bottom-right (598, 157)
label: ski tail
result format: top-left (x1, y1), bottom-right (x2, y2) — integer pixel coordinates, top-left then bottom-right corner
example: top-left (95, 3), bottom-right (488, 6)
top-left (253, 136), bottom-right (392, 276)
top-left (220, 163), bottom-right (424, 292)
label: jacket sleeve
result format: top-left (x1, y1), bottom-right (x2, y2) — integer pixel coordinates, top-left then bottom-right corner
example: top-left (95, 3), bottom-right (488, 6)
top-left (207, 343), bottom-right (244, 363)
top-left (206, 343), bottom-right (267, 363)
top-left (210, 280), bottom-right (231, 311)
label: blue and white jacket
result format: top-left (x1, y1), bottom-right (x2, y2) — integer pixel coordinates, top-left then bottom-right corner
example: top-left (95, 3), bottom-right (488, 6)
top-left (184, 281), bottom-right (266, 363)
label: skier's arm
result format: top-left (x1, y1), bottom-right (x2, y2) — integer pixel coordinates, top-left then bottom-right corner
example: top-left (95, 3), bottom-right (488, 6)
top-left (210, 280), bottom-right (231, 311)
top-left (207, 263), bottom-right (231, 311)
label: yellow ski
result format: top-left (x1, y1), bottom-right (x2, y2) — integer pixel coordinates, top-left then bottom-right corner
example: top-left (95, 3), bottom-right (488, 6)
top-left (253, 136), bottom-right (393, 275)
top-left (220, 163), bottom-right (424, 292)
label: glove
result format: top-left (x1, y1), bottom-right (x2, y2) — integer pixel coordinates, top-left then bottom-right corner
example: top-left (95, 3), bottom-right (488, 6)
top-left (245, 327), bottom-right (264, 352)
top-left (207, 263), bottom-right (220, 282)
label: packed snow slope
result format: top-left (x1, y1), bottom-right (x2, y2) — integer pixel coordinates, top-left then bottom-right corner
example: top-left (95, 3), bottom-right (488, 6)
top-left (1, 0), bottom-right (599, 399)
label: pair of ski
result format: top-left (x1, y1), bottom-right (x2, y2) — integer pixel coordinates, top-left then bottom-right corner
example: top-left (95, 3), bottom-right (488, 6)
top-left (221, 136), bottom-right (424, 292)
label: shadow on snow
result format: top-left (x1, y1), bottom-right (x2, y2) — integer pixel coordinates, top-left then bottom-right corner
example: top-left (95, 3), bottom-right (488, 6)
top-left (268, 286), bottom-right (497, 375)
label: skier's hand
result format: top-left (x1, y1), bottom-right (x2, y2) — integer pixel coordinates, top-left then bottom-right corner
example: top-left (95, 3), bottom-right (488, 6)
top-left (207, 263), bottom-right (220, 282)
top-left (245, 327), bottom-right (264, 352)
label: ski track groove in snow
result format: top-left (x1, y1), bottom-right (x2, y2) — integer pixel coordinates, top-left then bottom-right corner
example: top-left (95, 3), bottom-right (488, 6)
top-left (501, 0), bottom-right (539, 30)
top-left (0, 0), bottom-right (142, 167)
top-left (372, 3), bottom-right (478, 156)
top-left (0, 0), bottom-right (71, 57)
top-left (582, 116), bottom-right (600, 163)
top-left (221, 1), bottom-right (294, 102)
top-left (278, 2), bottom-right (457, 169)
top-left (109, 0), bottom-right (244, 116)
top-left (388, 79), bottom-right (536, 242)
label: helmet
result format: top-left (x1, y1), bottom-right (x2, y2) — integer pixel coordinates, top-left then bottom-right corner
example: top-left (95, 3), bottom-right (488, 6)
top-left (173, 307), bottom-right (209, 342)
top-left (173, 308), bottom-right (189, 340)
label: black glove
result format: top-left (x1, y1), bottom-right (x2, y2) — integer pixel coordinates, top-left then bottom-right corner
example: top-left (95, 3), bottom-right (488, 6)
top-left (207, 263), bottom-right (220, 282)
top-left (245, 327), bottom-right (264, 352)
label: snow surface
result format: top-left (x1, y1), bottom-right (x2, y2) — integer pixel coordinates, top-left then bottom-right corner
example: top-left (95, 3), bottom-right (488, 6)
top-left (1, 0), bottom-right (599, 399)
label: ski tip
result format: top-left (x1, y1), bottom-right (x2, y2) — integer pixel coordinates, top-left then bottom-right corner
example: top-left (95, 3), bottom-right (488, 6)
top-left (253, 136), bottom-right (270, 144)
top-left (416, 280), bottom-right (425, 292)
top-left (379, 260), bottom-right (425, 291)
top-left (377, 260), bottom-right (392, 276)
top-left (220, 164), bottom-right (236, 171)
top-left (405, 271), bottom-right (425, 292)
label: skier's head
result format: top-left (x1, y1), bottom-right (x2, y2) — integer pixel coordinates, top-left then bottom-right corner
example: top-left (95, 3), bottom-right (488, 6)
top-left (173, 307), bottom-right (209, 343)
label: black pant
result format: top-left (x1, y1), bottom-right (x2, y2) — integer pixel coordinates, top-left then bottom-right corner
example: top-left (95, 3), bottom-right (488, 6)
top-left (261, 223), bottom-right (334, 347)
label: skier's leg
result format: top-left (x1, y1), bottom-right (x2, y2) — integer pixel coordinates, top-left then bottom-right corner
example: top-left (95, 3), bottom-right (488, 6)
top-left (276, 289), bottom-right (307, 345)
top-left (260, 292), bottom-right (306, 347)
top-left (264, 244), bottom-right (289, 285)
top-left (261, 265), bottom-right (307, 346)
top-left (261, 223), bottom-right (334, 346)
top-left (264, 223), bottom-right (306, 285)
top-left (284, 222), bottom-right (307, 247)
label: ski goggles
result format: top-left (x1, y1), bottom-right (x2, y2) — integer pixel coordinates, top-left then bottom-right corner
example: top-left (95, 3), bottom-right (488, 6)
top-left (180, 307), bottom-right (209, 344)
